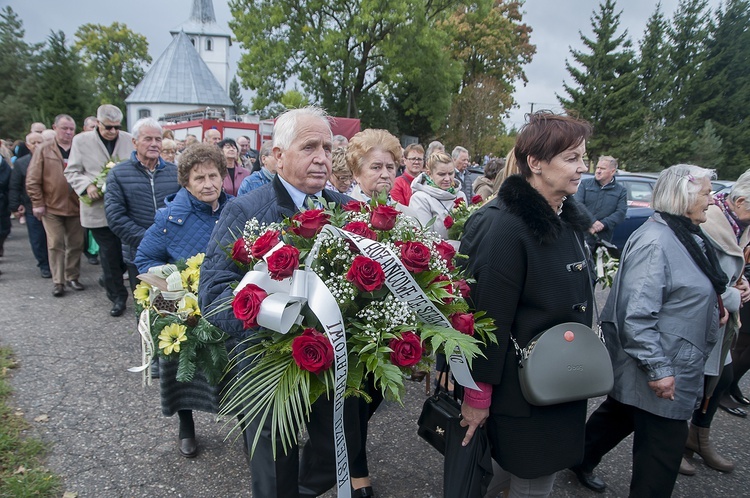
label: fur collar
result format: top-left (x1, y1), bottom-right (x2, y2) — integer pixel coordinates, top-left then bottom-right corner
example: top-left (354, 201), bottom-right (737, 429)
top-left (498, 174), bottom-right (591, 244)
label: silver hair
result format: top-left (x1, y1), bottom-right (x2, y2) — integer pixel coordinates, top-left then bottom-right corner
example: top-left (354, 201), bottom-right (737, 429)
top-left (729, 170), bottom-right (750, 205)
top-left (260, 140), bottom-right (273, 157)
top-left (54, 114), bottom-right (74, 125)
top-left (598, 155), bottom-right (618, 169)
top-left (652, 164), bottom-right (716, 216)
top-left (451, 145), bottom-right (468, 161)
top-left (273, 106), bottom-right (330, 151)
top-left (97, 104), bottom-right (123, 123)
top-left (83, 116), bottom-right (98, 128)
top-left (131, 117), bottom-right (163, 140)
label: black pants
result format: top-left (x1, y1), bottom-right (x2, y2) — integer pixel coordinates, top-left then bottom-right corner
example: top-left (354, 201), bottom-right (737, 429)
top-left (693, 364), bottom-right (733, 428)
top-left (90, 227), bottom-right (128, 304)
top-left (580, 396), bottom-right (687, 498)
top-left (246, 393), bottom-right (375, 497)
top-left (24, 212), bottom-right (49, 270)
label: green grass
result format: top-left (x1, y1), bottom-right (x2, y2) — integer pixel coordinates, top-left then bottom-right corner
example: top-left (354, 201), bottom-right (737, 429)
top-left (0, 346), bottom-right (61, 497)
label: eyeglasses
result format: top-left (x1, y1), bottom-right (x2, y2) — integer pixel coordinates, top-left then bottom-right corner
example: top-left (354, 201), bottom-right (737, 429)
top-left (162, 149), bottom-right (176, 154)
top-left (102, 124), bottom-right (121, 131)
top-left (406, 157), bottom-right (424, 163)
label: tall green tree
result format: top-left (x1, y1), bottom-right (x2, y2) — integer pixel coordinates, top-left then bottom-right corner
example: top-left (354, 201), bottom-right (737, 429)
top-left (228, 0), bottom-right (463, 130)
top-left (36, 31), bottom-right (91, 128)
top-left (74, 22), bottom-right (151, 117)
top-left (696, 0), bottom-right (750, 178)
top-left (559, 0), bottom-right (640, 161)
top-left (0, 7), bottom-right (41, 138)
top-left (439, 0), bottom-right (535, 153)
top-left (229, 76), bottom-right (247, 116)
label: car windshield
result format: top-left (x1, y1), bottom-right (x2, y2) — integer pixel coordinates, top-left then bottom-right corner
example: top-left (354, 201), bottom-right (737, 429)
top-left (621, 180), bottom-right (653, 207)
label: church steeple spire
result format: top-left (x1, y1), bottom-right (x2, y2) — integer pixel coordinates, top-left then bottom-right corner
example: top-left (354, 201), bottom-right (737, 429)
top-left (190, 0), bottom-right (217, 24)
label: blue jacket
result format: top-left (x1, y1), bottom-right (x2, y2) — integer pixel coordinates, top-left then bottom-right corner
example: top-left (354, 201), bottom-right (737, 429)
top-left (134, 188), bottom-right (231, 272)
top-left (104, 152), bottom-right (179, 263)
top-left (237, 168), bottom-right (274, 196)
top-left (574, 176), bottom-right (627, 241)
top-left (199, 175), bottom-right (350, 339)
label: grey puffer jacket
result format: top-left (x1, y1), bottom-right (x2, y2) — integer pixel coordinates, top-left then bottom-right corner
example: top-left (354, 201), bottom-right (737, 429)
top-left (601, 213), bottom-right (720, 420)
top-left (409, 173), bottom-right (466, 239)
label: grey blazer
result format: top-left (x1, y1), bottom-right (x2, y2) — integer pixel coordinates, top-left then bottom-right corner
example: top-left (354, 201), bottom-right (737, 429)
top-left (601, 213), bottom-right (720, 420)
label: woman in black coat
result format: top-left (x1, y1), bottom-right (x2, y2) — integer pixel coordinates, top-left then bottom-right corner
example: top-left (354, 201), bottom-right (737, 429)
top-left (459, 112), bottom-right (594, 497)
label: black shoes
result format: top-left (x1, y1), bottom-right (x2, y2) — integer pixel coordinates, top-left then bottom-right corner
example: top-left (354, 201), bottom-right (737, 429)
top-left (352, 486), bottom-right (374, 497)
top-left (66, 279), bottom-right (85, 291)
top-left (730, 387), bottom-right (750, 405)
top-left (719, 404), bottom-right (748, 418)
top-left (110, 301), bottom-right (126, 317)
top-left (570, 465), bottom-right (607, 493)
top-left (179, 437), bottom-right (198, 458)
top-left (53, 284), bottom-right (65, 297)
top-left (87, 254), bottom-right (99, 265)
top-left (40, 268), bottom-right (52, 278)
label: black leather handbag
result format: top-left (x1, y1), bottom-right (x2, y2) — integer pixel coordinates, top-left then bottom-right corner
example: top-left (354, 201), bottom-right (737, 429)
top-left (417, 374), bottom-right (461, 455)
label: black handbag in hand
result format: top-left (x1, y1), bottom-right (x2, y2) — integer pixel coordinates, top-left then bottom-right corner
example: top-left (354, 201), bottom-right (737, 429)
top-left (417, 372), bottom-right (461, 455)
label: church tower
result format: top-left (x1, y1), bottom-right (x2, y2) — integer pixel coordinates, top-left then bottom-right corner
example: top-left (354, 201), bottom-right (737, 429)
top-left (170, 0), bottom-right (231, 91)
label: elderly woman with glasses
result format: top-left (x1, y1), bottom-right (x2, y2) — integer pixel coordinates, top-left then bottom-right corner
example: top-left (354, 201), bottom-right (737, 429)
top-left (391, 143), bottom-right (425, 205)
top-left (160, 139), bottom-right (177, 164)
top-left (218, 138), bottom-right (251, 197)
top-left (325, 146), bottom-right (354, 194)
top-left (572, 164), bottom-right (728, 497)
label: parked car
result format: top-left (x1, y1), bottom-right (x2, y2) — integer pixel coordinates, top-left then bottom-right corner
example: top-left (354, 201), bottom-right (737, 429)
top-left (711, 180), bottom-right (735, 193)
top-left (580, 173), bottom-right (657, 251)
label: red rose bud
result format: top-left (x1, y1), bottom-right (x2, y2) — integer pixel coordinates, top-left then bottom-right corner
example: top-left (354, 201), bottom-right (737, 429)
top-left (343, 221), bottom-right (377, 241)
top-left (231, 238), bottom-right (252, 265)
top-left (456, 279), bottom-right (471, 299)
top-left (342, 200), bottom-right (367, 212)
top-left (433, 240), bottom-right (456, 264)
top-left (389, 331), bottom-right (423, 367)
top-left (291, 209), bottom-right (330, 238)
top-left (292, 328), bottom-right (334, 374)
top-left (266, 245), bottom-right (300, 280)
top-left (471, 194), bottom-right (483, 205)
top-left (232, 284), bottom-right (268, 329)
top-left (453, 198), bottom-right (465, 208)
top-left (346, 255), bottom-right (386, 292)
top-left (251, 230), bottom-right (280, 259)
top-left (443, 215), bottom-right (454, 229)
top-left (369, 204), bottom-right (400, 231)
top-left (450, 312), bottom-right (475, 336)
top-left (399, 241), bottom-right (431, 273)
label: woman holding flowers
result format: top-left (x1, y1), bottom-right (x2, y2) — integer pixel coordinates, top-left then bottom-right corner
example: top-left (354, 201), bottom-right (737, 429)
top-left (135, 143), bottom-right (231, 458)
top-left (409, 151), bottom-right (467, 240)
top-left (459, 112), bottom-right (594, 497)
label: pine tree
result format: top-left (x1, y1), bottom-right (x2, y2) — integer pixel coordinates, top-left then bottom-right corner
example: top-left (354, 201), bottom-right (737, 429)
top-left (229, 76), bottom-right (247, 116)
top-left (558, 0), bottom-right (640, 161)
top-left (36, 31), bottom-right (92, 129)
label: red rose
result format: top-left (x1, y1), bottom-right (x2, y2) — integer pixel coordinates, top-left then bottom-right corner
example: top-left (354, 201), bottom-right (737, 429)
top-left (431, 274), bottom-right (453, 304)
top-left (342, 200), bottom-right (367, 212)
top-left (369, 204), bottom-right (400, 231)
top-left (292, 328), bottom-right (334, 374)
top-left (450, 312), bottom-right (475, 336)
top-left (399, 241), bottom-right (431, 273)
top-left (456, 279), bottom-right (471, 299)
top-left (389, 331), bottom-right (423, 367)
top-left (251, 230), bottom-right (280, 259)
top-left (433, 240), bottom-right (456, 265)
top-left (453, 198), bottom-right (465, 208)
top-left (291, 209), bottom-right (330, 238)
top-left (471, 194), bottom-right (483, 205)
top-left (232, 284), bottom-right (268, 329)
top-left (343, 221), bottom-right (377, 241)
top-left (231, 238), bottom-right (252, 265)
top-left (266, 245), bottom-right (300, 280)
top-left (443, 216), bottom-right (454, 229)
top-left (346, 255), bottom-right (386, 292)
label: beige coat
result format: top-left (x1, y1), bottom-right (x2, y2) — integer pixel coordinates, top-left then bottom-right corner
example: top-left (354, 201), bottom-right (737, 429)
top-left (26, 139), bottom-right (79, 216)
top-left (65, 130), bottom-right (134, 228)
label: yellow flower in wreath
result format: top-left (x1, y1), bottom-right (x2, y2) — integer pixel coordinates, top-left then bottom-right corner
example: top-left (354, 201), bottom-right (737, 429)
top-left (134, 281), bottom-right (152, 307)
top-left (185, 253), bottom-right (204, 270)
top-left (181, 266), bottom-right (200, 293)
top-left (158, 323), bottom-right (188, 355)
top-left (177, 294), bottom-right (201, 317)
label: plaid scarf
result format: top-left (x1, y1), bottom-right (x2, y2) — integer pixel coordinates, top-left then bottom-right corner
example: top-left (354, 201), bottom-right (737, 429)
top-left (713, 192), bottom-right (747, 243)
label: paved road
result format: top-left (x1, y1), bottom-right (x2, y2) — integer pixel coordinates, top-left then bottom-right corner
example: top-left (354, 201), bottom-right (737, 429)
top-left (2, 218), bottom-right (750, 497)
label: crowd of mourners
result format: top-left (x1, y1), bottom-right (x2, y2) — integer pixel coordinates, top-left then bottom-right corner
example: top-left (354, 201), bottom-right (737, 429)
top-left (1, 103), bottom-right (750, 498)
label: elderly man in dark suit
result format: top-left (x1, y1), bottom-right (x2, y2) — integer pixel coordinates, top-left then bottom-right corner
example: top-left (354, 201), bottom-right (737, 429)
top-left (200, 107), bottom-right (373, 498)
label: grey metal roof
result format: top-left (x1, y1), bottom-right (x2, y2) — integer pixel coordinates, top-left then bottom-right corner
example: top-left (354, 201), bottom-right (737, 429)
top-left (170, 0), bottom-right (231, 38)
top-left (126, 31), bottom-right (233, 106)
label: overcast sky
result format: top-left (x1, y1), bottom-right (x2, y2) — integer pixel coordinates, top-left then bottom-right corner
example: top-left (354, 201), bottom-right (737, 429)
top-left (7, 0), bottom-right (722, 130)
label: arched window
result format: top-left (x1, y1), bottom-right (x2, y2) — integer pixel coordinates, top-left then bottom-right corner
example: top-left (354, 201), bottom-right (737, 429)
top-left (138, 108), bottom-right (151, 119)
top-left (206, 38), bottom-right (213, 51)
top-left (190, 38), bottom-right (196, 46)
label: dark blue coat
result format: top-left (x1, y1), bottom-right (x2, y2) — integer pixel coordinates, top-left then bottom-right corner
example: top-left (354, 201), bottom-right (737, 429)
top-left (104, 152), bottom-right (179, 263)
top-left (199, 175), bottom-right (350, 339)
top-left (574, 176), bottom-right (627, 242)
top-left (134, 188), bottom-right (231, 272)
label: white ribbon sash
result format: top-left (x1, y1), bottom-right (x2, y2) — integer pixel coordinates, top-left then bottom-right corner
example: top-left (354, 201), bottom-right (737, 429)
top-left (127, 309), bottom-right (155, 387)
